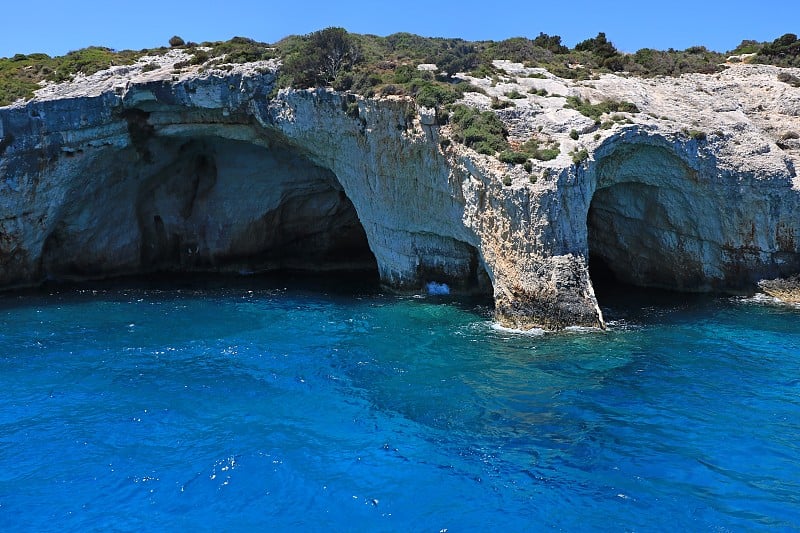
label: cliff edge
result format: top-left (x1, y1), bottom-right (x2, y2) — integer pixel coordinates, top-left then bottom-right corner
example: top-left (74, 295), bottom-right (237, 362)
top-left (1, 49), bottom-right (799, 329)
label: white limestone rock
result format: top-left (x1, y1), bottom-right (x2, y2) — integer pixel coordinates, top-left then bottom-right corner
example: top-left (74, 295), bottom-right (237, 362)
top-left (1, 55), bottom-right (800, 330)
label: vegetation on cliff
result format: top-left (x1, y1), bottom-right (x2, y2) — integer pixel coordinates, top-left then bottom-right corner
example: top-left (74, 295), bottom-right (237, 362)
top-left (3, 30), bottom-right (800, 108)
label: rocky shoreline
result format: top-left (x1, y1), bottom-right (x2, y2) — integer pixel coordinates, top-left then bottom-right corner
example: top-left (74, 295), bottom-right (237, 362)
top-left (758, 276), bottom-right (800, 303)
top-left (1, 53), bottom-right (799, 329)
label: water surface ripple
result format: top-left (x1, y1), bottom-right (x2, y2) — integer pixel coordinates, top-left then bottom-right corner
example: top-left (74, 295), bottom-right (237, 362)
top-left (0, 278), bottom-right (798, 530)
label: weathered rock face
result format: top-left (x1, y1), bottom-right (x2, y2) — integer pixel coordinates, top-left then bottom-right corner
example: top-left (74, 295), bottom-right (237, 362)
top-left (1, 54), bottom-right (799, 329)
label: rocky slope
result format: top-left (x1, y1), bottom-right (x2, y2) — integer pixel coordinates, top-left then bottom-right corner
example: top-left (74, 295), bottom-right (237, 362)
top-left (1, 50), bottom-right (799, 329)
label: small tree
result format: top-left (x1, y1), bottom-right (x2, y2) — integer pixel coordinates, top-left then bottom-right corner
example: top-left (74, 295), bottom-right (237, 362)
top-left (309, 27), bottom-right (361, 83)
top-left (532, 32), bottom-right (569, 54)
top-left (283, 27), bottom-right (362, 87)
top-left (575, 32), bottom-right (619, 59)
top-left (169, 35), bottom-right (185, 47)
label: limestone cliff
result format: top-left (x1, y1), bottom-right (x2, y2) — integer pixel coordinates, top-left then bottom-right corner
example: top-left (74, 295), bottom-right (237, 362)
top-left (1, 50), bottom-right (799, 329)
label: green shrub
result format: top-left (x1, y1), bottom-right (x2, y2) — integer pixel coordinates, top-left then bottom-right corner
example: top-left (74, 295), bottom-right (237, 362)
top-left (413, 81), bottom-right (462, 108)
top-left (281, 27), bottom-right (362, 87)
top-left (756, 34), bottom-right (800, 66)
top-left (470, 63), bottom-right (496, 78)
top-left (535, 147), bottom-right (560, 160)
top-left (499, 150), bottom-right (529, 164)
top-left (778, 71), bottom-right (800, 87)
top-left (490, 96), bottom-right (514, 109)
top-left (206, 36), bottom-right (275, 64)
top-left (571, 148), bottom-right (589, 164)
top-left (564, 96), bottom-right (639, 120)
top-left (169, 36), bottom-right (185, 47)
top-left (731, 39), bottom-right (762, 55)
top-left (449, 104), bottom-right (509, 154)
top-left (498, 138), bottom-right (559, 164)
top-left (454, 80), bottom-right (486, 94)
top-left (345, 100), bottom-right (360, 118)
top-left (189, 51), bottom-right (210, 65)
top-left (505, 89), bottom-right (526, 99)
top-left (687, 129), bottom-right (707, 141)
top-left (569, 129), bottom-right (579, 140)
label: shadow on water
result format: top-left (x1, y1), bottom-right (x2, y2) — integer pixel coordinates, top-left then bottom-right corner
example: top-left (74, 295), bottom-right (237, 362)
top-left (0, 270), bottom-right (383, 307)
top-left (589, 255), bottom-right (730, 328)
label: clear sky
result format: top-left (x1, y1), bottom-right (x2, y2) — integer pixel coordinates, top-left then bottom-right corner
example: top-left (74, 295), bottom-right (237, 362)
top-left (1, 0), bottom-right (796, 58)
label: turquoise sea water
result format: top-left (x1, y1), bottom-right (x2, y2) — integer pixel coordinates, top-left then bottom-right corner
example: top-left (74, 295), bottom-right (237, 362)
top-left (0, 275), bottom-right (798, 531)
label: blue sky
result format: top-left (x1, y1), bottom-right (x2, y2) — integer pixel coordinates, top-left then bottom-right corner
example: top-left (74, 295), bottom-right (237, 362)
top-left (1, 0), bottom-right (796, 58)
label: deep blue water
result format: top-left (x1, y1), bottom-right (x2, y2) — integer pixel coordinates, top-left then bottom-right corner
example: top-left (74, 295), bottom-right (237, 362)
top-left (0, 275), bottom-right (798, 531)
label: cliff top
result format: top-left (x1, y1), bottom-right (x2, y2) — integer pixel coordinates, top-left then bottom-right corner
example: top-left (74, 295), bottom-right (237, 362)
top-left (2, 30), bottom-right (800, 191)
top-left (2, 29), bottom-right (800, 107)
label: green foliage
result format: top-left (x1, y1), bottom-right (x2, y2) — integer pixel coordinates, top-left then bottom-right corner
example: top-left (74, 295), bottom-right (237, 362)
top-left (731, 39), bottom-right (762, 55)
top-left (5, 28), bottom-right (800, 109)
top-left (504, 89), bottom-right (526, 99)
top-left (498, 138), bottom-right (559, 164)
top-left (470, 63), bottom-right (496, 78)
top-left (499, 150), bottom-right (529, 164)
top-left (564, 96), bottom-right (639, 120)
top-left (628, 46), bottom-right (724, 76)
top-left (343, 100), bottom-right (359, 118)
top-left (778, 71), bottom-right (800, 87)
top-left (684, 129), bottom-right (707, 141)
top-left (205, 36), bottom-right (275, 64)
top-left (281, 27), bottom-right (362, 87)
top-left (449, 104), bottom-right (509, 155)
top-left (189, 50), bottom-right (210, 65)
top-left (571, 148), bottom-right (589, 165)
top-left (0, 46), bottom-right (148, 104)
top-left (502, 175), bottom-right (513, 186)
top-left (532, 33), bottom-right (569, 54)
top-left (575, 32), bottom-right (618, 60)
top-left (413, 81), bottom-right (463, 108)
top-left (490, 96), bottom-right (514, 109)
top-left (756, 33), bottom-right (800, 66)
top-left (49, 47), bottom-right (136, 82)
top-left (569, 129), bottom-right (579, 140)
top-left (482, 37), bottom-right (553, 65)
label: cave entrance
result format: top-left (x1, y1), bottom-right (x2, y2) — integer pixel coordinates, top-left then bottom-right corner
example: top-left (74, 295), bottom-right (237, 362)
top-left (41, 132), bottom-right (379, 285)
top-left (136, 135), bottom-right (380, 280)
top-left (586, 144), bottom-right (710, 300)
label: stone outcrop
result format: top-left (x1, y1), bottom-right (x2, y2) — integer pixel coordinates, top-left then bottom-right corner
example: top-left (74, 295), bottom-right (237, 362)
top-left (758, 276), bottom-right (800, 303)
top-left (1, 51), bottom-right (799, 329)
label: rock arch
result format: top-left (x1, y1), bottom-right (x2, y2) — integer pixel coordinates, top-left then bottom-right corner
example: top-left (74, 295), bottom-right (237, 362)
top-left (585, 136), bottom-right (800, 297)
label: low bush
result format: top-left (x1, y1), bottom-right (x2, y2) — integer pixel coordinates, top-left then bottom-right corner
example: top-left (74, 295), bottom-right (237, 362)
top-left (571, 148), bottom-right (589, 164)
top-left (498, 138), bottom-right (559, 164)
top-left (449, 104), bottom-right (509, 155)
top-left (564, 96), bottom-right (639, 120)
top-left (687, 129), bottom-right (707, 141)
top-left (778, 71), bottom-right (800, 87)
top-left (490, 96), bottom-right (514, 109)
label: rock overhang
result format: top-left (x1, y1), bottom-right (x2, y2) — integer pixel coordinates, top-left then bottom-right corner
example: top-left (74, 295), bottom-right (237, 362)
top-left (1, 58), bottom-right (799, 329)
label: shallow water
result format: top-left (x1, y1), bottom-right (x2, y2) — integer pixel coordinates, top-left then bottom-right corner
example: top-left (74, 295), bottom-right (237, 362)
top-left (0, 276), bottom-right (798, 531)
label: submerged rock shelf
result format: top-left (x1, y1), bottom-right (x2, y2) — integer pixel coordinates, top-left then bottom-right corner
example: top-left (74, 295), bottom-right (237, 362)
top-left (1, 54), bottom-right (799, 329)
